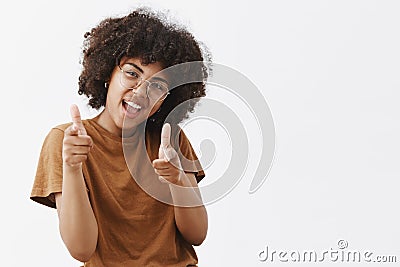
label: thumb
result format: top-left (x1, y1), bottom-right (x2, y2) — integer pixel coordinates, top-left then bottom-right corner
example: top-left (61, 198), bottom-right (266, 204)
top-left (158, 124), bottom-right (181, 168)
top-left (70, 104), bottom-right (87, 135)
top-left (159, 123), bottom-right (172, 160)
top-left (160, 123), bottom-right (171, 148)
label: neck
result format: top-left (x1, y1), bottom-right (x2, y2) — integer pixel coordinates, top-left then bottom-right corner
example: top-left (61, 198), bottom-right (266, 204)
top-left (94, 110), bottom-right (139, 138)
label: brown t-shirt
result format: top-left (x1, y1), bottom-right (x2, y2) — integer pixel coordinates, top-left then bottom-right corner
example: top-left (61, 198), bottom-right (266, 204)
top-left (30, 118), bottom-right (205, 266)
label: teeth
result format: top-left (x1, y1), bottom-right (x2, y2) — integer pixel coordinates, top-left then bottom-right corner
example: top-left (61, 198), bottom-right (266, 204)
top-left (126, 101), bottom-right (141, 110)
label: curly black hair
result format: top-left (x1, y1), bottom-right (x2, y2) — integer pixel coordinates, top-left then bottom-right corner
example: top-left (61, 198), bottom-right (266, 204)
top-left (78, 7), bottom-right (211, 133)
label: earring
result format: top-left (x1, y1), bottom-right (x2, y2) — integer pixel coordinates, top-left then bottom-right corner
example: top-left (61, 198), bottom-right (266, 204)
top-left (104, 82), bottom-right (109, 88)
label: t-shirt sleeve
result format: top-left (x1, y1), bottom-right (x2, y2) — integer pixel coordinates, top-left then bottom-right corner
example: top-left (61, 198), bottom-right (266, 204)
top-left (30, 127), bottom-right (65, 209)
top-left (177, 127), bottom-right (205, 184)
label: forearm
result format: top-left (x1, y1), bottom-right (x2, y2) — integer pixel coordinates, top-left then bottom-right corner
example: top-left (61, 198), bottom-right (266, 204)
top-left (56, 164), bottom-right (98, 261)
top-left (169, 173), bottom-right (208, 246)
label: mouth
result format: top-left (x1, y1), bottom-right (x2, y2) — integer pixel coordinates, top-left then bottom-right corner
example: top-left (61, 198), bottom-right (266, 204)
top-left (123, 100), bottom-right (142, 119)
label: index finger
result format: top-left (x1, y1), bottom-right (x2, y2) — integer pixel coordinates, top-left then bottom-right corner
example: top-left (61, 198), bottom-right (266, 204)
top-left (70, 104), bottom-right (86, 135)
top-left (70, 104), bottom-right (82, 125)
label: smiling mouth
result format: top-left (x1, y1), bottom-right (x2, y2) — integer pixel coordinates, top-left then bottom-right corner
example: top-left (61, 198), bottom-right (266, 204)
top-left (125, 101), bottom-right (142, 110)
top-left (123, 100), bottom-right (142, 118)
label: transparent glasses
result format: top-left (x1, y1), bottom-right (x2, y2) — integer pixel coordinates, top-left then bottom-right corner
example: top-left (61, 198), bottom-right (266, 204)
top-left (118, 64), bottom-right (170, 101)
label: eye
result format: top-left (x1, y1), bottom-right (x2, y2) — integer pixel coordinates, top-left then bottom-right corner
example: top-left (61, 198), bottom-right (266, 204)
top-left (150, 82), bottom-right (168, 92)
top-left (125, 70), bottom-right (140, 79)
top-left (121, 64), bottom-right (141, 79)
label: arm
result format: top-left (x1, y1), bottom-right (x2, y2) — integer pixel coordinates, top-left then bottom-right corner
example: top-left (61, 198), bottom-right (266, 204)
top-left (169, 172), bottom-right (208, 246)
top-left (56, 105), bottom-right (98, 262)
top-left (55, 165), bottom-right (98, 262)
top-left (152, 123), bottom-right (208, 245)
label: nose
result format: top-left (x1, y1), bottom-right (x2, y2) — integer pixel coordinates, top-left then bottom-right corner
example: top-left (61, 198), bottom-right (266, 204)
top-left (132, 81), bottom-right (148, 98)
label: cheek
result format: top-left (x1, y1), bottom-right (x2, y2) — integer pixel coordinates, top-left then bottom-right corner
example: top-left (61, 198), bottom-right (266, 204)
top-left (104, 90), bottom-right (122, 116)
top-left (105, 85), bottom-right (122, 106)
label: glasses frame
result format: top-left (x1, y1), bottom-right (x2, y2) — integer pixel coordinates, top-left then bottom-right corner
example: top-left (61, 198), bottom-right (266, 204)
top-left (118, 64), bottom-right (170, 101)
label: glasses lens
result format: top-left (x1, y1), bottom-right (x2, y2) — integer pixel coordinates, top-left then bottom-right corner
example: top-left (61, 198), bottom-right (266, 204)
top-left (148, 82), bottom-right (169, 100)
top-left (120, 65), bottom-right (141, 89)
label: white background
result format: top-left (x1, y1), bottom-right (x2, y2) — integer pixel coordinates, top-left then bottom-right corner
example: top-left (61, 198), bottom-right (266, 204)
top-left (1, 0), bottom-right (399, 266)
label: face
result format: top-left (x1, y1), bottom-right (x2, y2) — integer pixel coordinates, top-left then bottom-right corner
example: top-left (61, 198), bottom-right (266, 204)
top-left (97, 57), bottom-right (168, 137)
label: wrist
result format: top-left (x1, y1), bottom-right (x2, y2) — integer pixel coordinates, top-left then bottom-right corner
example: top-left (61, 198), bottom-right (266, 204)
top-left (63, 162), bottom-right (83, 173)
top-left (171, 171), bottom-right (191, 187)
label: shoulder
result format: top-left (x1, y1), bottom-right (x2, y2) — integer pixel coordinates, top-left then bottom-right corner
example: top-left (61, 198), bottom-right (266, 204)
top-left (41, 122), bottom-right (72, 143)
top-left (176, 125), bottom-right (192, 147)
top-left (47, 118), bottom-right (102, 143)
top-left (49, 119), bottom-right (91, 134)
top-left (53, 122), bottom-right (73, 132)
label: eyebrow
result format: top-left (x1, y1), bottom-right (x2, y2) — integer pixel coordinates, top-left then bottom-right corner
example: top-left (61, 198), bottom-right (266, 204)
top-left (149, 76), bottom-right (169, 86)
top-left (125, 63), bottom-right (144, 74)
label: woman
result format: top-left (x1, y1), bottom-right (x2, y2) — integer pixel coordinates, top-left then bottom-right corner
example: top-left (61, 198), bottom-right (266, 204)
top-left (31, 7), bottom-right (211, 266)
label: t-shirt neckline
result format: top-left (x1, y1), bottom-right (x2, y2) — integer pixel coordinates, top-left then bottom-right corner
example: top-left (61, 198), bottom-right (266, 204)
top-left (85, 116), bottom-right (145, 144)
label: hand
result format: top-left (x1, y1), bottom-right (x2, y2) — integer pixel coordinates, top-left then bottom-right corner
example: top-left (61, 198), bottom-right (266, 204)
top-left (62, 104), bottom-right (93, 168)
top-left (152, 123), bottom-right (184, 185)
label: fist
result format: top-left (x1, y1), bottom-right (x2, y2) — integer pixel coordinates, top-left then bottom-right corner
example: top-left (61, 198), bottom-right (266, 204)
top-left (152, 123), bottom-right (184, 185)
top-left (62, 104), bottom-right (93, 168)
